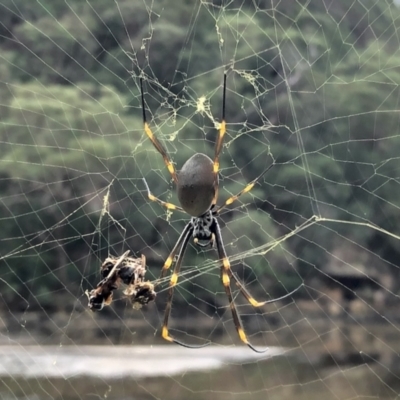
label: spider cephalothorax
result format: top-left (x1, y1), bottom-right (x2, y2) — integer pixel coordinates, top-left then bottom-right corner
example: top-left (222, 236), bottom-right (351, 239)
top-left (191, 209), bottom-right (215, 247)
top-left (140, 74), bottom-right (300, 352)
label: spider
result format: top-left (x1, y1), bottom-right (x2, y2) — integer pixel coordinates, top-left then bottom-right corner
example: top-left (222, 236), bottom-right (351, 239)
top-left (140, 74), bottom-right (300, 352)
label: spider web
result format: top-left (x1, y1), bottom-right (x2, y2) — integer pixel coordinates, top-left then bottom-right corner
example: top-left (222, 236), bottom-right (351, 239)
top-left (1, 0), bottom-right (400, 399)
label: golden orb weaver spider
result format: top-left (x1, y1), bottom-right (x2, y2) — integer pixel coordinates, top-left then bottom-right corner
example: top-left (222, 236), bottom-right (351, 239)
top-left (140, 74), bottom-right (300, 352)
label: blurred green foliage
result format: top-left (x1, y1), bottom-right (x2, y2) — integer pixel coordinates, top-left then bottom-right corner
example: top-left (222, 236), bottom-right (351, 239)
top-left (1, 0), bottom-right (400, 312)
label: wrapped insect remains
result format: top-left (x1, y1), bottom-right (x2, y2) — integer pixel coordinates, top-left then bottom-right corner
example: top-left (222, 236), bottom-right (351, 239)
top-left (87, 250), bottom-right (156, 311)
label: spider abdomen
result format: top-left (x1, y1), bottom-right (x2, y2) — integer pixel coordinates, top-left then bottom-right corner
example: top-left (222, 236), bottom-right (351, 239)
top-left (177, 153), bottom-right (216, 217)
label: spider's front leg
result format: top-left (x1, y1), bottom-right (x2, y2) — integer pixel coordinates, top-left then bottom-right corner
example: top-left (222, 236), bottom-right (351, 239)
top-left (212, 73), bottom-right (227, 205)
top-left (140, 78), bottom-right (178, 185)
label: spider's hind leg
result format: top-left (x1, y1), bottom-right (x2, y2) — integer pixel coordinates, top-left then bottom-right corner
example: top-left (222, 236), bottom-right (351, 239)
top-left (212, 218), bottom-right (302, 352)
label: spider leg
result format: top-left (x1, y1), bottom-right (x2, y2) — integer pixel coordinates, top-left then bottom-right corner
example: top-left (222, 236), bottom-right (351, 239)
top-left (230, 272), bottom-right (303, 306)
top-left (161, 224), bottom-right (210, 348)
top-left (157, 222), bottom-right (193, 283)
top-left (140, 78), bottom-right (178, 185)
top-left (143, 178), bottom-right (184, 213)
top-left (212, 73), bottom-right (227, 204)
top-left (213, 220), bottom-right (268, 353)
top-left (216, 163), bottom-right (274, 215)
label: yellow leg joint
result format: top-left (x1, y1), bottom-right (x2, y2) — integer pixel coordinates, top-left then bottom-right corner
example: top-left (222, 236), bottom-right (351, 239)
top-left (213, 161), bottom-right (220, 174)
top-left (220, 120), bottom-right (226, 136)
top-left (164, 256), bottom-right (173, 269)
top-left (243, 182), bottom-right (255, 193)
top-left (167, 162), bottom-right (175, 175)
top-left (222, 272), bottom-right (230, 286)
top-left (249, 297), bottom-right (264, 307)
top-left (222, 257), bottom-right (230, 270)
top-left (238, 328), bottom-right (248, 344)
top-left (170, 273), bottom-right (178, 287)
top-left (144, 123), bottom-right (153, 139)
top-left (162, 326), bottom-right (173, 342)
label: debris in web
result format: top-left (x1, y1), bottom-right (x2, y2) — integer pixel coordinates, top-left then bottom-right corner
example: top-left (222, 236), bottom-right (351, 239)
top-left (86, 250), bottom-right (156, 311)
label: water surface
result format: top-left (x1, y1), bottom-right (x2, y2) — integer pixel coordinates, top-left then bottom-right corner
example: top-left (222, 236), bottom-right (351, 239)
top-left (1, 340), bottom-right (399, 400)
